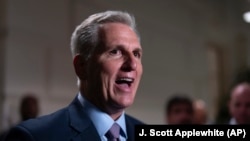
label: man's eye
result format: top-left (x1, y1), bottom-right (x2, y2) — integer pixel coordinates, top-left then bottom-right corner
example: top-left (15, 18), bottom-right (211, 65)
top-left (134, 51), bottom-right (141, 58)
top-left (110, 49), bottom-right (121, 55)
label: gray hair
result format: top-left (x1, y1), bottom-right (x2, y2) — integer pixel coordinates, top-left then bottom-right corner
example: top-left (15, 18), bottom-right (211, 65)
top-left (70, 10), bottom-right (140, 60)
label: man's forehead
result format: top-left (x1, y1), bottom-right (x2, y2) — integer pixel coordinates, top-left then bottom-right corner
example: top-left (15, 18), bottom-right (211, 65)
top-left (232, 84), bottom-right (250, 99)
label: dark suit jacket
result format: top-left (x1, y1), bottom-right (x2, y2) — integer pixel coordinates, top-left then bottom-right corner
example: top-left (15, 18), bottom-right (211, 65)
top-left (5, 96), bottom-right (144, 141)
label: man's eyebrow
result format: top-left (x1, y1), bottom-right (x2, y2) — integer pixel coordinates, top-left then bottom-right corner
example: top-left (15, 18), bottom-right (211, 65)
top-left (134, 47), bottom-right (143, 53)
top-left (111, 45), bottom-right (142, 52)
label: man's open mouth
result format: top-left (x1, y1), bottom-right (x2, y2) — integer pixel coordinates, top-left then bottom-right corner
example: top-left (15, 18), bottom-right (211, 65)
top-left (115, 77), bottom-right (134, 87)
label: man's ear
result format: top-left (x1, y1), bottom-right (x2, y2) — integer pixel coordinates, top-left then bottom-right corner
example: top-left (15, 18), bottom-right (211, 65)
top-left (73, 55), bottom-right (87, 80)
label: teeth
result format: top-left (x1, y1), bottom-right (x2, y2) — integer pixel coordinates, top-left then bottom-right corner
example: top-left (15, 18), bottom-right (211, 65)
top-left (119, 78), bottom-right (133, 82)
top-left (116, 77), bottom-right (134, 84)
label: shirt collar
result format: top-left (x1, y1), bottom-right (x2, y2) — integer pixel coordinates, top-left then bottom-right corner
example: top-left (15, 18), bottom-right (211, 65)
top-left (229, 118), bottom-right (237, 125)
top-left (77, 93), bottom-right (127, 139)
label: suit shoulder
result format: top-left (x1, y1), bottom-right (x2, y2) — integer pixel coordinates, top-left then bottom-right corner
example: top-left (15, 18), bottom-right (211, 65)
top-left (21, 107), bottom-right (69, 129)
top-left (5, 125), bottom-right (35, 141)
top-left (125, 114), bottom-right (145, 125)
top-left (12, 107), bottom-right (71, 139)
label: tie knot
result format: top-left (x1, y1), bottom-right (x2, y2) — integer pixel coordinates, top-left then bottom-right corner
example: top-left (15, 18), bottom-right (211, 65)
top-left (106, 123), bottom-right (120, 141)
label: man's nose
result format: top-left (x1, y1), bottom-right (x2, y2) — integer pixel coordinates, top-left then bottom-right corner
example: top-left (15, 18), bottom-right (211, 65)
top-left (121, 54), bottom-right (137, 71)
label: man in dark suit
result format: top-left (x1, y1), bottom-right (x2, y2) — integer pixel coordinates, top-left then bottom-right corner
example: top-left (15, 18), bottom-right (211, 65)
top-left (5, 10), bottom-right (144, 141)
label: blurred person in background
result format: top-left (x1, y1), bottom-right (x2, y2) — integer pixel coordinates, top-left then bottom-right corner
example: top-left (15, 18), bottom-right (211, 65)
top-left (164, 94), bottom-right (194, 124)
top-left (228, 82), bottom-right (250, 124)
top-left (19, 94), bottom-right (39, 121)
top-left (193, 99), bottom-right (208, 124)
top-left (0, 93), bottom-right (39, 141)
top-left (226, 68), bottom-right (250, 125)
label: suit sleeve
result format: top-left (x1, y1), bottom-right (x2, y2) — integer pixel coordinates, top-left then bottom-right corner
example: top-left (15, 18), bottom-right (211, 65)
top-left (4, 125), bottom-right (35, 141)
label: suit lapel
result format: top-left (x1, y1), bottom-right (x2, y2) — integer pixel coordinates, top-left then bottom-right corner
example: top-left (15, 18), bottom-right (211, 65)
top-left (125, 115), bottom-right (135, 141)
top-left (71, 127), bottom-right (101, 141)
top-left (68, 97), bottom-right (101, 141)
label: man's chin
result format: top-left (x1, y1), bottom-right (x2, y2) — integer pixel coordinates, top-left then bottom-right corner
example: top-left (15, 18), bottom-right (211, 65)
top-left (115, 101), bottom-right (133, 110)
